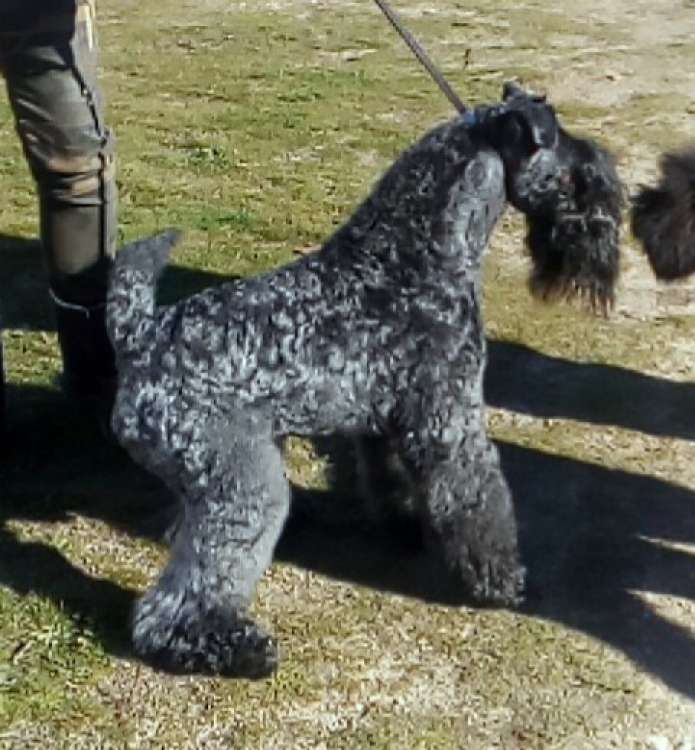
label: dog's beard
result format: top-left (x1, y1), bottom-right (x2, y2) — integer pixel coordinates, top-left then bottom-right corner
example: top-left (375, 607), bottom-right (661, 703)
top-left (631, 146), bottom-right (695, 280)
top-left (523, 132), bottom-right (623, 314)
top-left (525, 206), bottom-right (621, 314)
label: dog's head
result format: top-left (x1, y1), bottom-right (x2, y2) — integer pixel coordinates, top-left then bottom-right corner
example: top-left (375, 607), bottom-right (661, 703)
top-left (477, 83), bottom-right (624, 312)
top-left (631, 145), bottom-right (695, 280)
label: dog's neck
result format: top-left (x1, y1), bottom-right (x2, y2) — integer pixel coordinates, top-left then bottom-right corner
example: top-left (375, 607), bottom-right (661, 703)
top-left (324, 117), bottom-right (508, 280)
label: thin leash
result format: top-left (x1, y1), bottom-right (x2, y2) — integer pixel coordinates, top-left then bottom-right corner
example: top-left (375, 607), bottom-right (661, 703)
top-left (371, 0), bottom-right (467, 114)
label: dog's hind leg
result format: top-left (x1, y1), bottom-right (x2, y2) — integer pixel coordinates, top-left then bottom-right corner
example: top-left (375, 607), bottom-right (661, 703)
top-left (131, 410), bottom-right (289, 679)
top-left (397, 374), bottom-right (525, 607)
top-left (353, 435), bottom-right (418, 522)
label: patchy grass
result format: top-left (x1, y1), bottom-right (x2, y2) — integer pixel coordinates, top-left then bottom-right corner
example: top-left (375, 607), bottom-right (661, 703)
top-left (3, 0), bottom-right (695, 748)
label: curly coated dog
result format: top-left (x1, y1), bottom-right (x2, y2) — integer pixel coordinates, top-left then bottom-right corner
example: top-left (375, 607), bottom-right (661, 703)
top-left (107, 83), bottom-right (623, 679)
top-left (632, 144), bottom-right (695, 280)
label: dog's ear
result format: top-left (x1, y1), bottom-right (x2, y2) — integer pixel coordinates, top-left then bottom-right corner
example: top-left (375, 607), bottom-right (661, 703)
top-left (487, 85), bottom-right (558, 164)
top-left (631, 145), bottom-right (695, 280)
top-left (502, 81), bottom-right (526, 100)
top-left (492, 111), bottom-right (537, 157)
top-left (563, 134), bottom-right (623, 208)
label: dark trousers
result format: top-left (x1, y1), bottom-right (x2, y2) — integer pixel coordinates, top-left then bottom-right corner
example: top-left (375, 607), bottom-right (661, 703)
top-left (1, 0), bottom-right (117, 305)
top-left (1, 0), bottom-right (118, 412)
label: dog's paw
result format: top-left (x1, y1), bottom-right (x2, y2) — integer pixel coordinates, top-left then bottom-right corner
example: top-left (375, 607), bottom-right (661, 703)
top-left (461, 548), bottom-right (526, 608)
top-left (431, 467), bottom-right (526, 607)
top-left (133, 609), bottom-right (279, 679)
top-left (451, 515), bottom-right (526, 607)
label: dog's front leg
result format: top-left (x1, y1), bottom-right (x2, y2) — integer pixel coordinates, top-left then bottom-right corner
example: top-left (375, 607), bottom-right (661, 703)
top-left (398, 384), bottom-right (525, 607)
top-left (425, 438), bottom-right (525, 607)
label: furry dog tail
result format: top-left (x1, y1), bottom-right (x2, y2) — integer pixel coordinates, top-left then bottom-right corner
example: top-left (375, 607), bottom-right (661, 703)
top-left (631, 145), bottom-right (695, 280)
top-left (106, 229), bottom-right (181, 362)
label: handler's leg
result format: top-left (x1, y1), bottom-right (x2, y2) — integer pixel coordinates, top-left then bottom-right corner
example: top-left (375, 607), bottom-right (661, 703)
top-left (2, 0), bottom-right (118, 401)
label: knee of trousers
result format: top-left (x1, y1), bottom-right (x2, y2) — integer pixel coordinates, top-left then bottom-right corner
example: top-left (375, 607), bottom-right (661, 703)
top-left (15, 110), bottom-right (118, 301)
top-left (21, 118), bottom-right (118, 276)
top-left (23, 123), bottom-right (117, 207)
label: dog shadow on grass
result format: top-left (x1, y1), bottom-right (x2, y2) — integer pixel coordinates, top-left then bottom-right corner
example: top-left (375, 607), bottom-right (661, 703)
top-left (0, 233), bottom-right (232, 332)
top-left (280, 441), bottom-right (695, 698)
top-left (280, 342), bottom-right (695, 696)
top-left (2, 245), bottom-right (695, 696)
top-left (485, 339), bottom-right (695, 441)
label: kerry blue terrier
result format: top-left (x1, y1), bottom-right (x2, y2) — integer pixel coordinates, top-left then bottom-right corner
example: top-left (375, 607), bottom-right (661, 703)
top-left (107, 83), bottom-right (623, 679)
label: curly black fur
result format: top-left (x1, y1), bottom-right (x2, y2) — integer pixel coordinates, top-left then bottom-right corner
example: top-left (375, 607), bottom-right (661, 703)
top-left (631, 145), bottom-right (695, 280)
top-left (473, 84), bottom-right (623, 312)
top-left (522, 129), bottom-right (623, 312)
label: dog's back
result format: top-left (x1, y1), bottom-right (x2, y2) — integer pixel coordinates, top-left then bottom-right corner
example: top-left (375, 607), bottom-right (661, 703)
top-left (105, 118), bottom-right (506, 439)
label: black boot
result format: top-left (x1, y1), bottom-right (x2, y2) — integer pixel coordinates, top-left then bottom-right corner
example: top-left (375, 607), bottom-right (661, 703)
top-left (0, 333), bottom-right (6, 449)
top-left (51, 290), bottom-right (117, 419)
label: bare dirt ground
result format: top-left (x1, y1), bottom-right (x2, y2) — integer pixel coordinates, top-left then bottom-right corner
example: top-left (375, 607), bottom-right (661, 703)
top-left (2, 0), bottom-right (695, 747)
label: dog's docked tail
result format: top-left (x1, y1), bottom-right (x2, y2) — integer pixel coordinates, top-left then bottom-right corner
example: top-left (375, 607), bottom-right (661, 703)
top-left (631, 145), bottom-right (695, 280)
top-left (106, 229), bottom-right (181, 363)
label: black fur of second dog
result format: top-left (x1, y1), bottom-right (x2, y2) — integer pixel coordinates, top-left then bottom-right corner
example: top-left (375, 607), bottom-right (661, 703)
top-left (632, 145), bottom-right (695, 280)
top-left (106, 83), bottom-right (623, 679)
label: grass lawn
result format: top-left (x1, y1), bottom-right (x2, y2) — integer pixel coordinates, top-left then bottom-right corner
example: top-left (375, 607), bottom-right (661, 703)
top-left (2, 1), bottom-right (695, 747)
